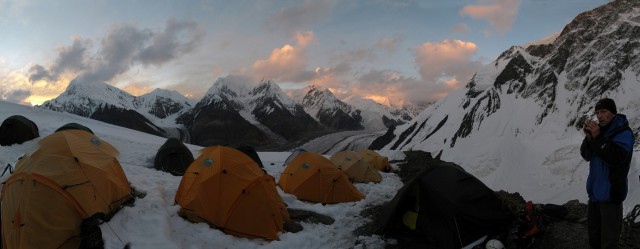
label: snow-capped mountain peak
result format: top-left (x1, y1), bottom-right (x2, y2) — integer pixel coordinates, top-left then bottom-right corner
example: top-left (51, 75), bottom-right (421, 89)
top-left (41, 79), bottom-right (137, 117)
top-left (137, 88), bottom-right (193, 119)
top-left (250, 79), bottom-right (298, 112)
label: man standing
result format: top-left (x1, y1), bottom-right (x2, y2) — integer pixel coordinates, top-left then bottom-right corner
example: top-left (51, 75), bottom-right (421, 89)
top-left (581, 98), bottom-right (635, 249)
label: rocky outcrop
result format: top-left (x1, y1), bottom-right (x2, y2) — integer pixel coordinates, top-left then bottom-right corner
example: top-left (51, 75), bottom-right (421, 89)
top-left (90, 104), bottom-right (166, 137)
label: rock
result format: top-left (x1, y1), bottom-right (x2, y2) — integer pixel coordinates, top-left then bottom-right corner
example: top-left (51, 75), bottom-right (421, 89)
top-left (287, 208), bottom-right (335, 225)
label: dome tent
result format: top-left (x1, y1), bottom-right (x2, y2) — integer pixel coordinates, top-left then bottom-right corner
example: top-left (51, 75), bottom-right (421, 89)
top-left (1, 129), bottom-right (133, 249)
top-left (235, 145), bottom-right (264, 169)
top-left (359, 149), bottom-right (392, 172)
top-left (154, 137), bottom-right (194, 176)
top-left (0, 115), bottom-right (39, 146)
top-left (279, 151), bottom-right (364, 204)
top-left (376, 162), bottom-right (515, 248)
top-left (330, 151), bottom-right (382, 183)
top-left (55, 122), bottom-right (94, 134)
top-left (175, 146), bottom-right (290, 240)
top-left (282, 147), bottom-right (307, 166)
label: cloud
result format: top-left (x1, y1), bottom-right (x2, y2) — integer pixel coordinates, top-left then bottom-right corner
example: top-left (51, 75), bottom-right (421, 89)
top-left (137, 18), bottom-right (204, 66)
top-left (28, 37), bottom-right (91, 82)
top-left (451, 23), bottom-right (469, 34)
top-left (374, 35), bottom-right (404, 53)
top-left (1, 61), bottom-right (73, 105)
top-left (249, 32), bottom-right (319, 83)
top-left (251, 44), bottom-right (311, 82)
top-left (1, 89), bottom-right (31, 105)
top-left (27, 64), bottom-right (51, 83)
top-left (121, 83), bottom-right (155, 97)
top-left (28, 18), bottom-right (204, 85)
top-left (460, 0), bottom-right (520, 34)
top-left (414, 39), bottom-right (482, 85)
top-left (350, 70), bottom-right (418, 106)
top-left (346, 69), bottom-right (470, 106)
top-left (265, 0), bottom-right (336, 35)
top-left (308, 61), bottom-right (352, 88)
top-left (0, 0), bottom-right (29, 24)
top-left (294, 31), bottom-right (315, 47)
top-left (321, 39), bottom-right (483, 105)
top-left (342, 47), bottom-right (377, 63)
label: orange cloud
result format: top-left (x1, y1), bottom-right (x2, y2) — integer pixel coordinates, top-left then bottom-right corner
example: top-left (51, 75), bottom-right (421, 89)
top-left (415, 39), bottom-right (480, 83)
top-left (460, 0), bottom-right (520, 34)
top-left (121, 84), bottom-right (154, 96)
top-left (251, 44), bottom-right (308, 82)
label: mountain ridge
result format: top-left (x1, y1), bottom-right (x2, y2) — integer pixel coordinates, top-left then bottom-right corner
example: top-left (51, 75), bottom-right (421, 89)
top-left (371, 0), bottom-right (640, 204)
top-left (39, 75), bottom-right (419, 149)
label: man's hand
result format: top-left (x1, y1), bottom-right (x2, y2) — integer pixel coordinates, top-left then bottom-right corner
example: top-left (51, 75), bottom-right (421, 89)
top-left (584, 120), bottom-right (600, 138)
top-left (583, 125), bottom-right (593, 139)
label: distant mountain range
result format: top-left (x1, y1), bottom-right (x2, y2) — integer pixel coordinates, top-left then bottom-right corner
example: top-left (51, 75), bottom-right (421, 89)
top-left (39, 76), bottom-right (421, 149)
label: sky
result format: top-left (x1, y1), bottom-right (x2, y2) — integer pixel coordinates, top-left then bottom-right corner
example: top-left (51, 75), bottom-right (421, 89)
top-left (0, 0), bottom-right (611, 107)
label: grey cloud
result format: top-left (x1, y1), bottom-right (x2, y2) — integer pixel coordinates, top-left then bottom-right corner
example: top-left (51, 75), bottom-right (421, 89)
top-left (345, 47), bottom-right (377, 62)
top-left (28, 65), bottom-right (51, 82)
top-left (138, 18), bottom-right (204, 66)
top-left (52, 38), bottom-right (90, 75)
top-left (355, 69), bottom-right (455, 104)
top-left (28, 38), bottom-right (91, 82)
top-left (374, 35), bottom-right (404, 53)
top-left (265, 0), bottom-right (335, 35)
top-left (30, 18), bottom-right (204, 85)
top-left (2, 89), bottom-right (32, 105)
top-left (75, 24), bottom-right (151, 83)
top-left (284, 70), bottom-right (316, 83)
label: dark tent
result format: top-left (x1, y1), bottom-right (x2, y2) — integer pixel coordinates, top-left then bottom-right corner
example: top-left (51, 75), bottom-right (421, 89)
top-left (55, 122), bottom-right (94, 134)
top-left (376, 162), bottom-right (515, 249)
top-left (235, 145), bottom-right (264, 169)
top-left (0, 115), bottom-right (39, 146)
top-left (154, 138), bottom-right (194, 176)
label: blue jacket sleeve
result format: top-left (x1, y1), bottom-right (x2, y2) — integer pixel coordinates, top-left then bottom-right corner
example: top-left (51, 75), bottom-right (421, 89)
top-left (587, 130), bottom-right (633, 167)
top-left (580, 137), bottom-right (592, 161)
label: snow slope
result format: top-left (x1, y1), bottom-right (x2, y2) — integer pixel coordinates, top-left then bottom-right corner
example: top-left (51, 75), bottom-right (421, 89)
top-left (0, 100), bottom-right (403, 249)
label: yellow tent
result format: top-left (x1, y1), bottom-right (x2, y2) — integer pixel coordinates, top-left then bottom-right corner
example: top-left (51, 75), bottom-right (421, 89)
top-left (175, 146), bottom-right (290, 240)
top-left (279, 152), bottom-right (364, 204)
top-left (1, 130), bottom-right (132, 249)
top-left (359, 149), bottom-right (392, 172)
top-left (330, 151), bottom-right (382, 183)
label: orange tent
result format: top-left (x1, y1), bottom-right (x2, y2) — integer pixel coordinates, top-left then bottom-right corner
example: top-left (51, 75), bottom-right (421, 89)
top-left (279, 152), bottom-right (364, 204)
top-left (175, 146), bottom-right (290, 240)
top-left (330, 151), bottom-right (382, 183)
top-left (1, 129), bottom-right (132, 249)
top-left (359, 149), bottom-right (392, 172)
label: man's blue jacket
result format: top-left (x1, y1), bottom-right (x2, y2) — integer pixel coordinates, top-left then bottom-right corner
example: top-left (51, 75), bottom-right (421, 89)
top-left (580, 114), bottom-right (634, 203)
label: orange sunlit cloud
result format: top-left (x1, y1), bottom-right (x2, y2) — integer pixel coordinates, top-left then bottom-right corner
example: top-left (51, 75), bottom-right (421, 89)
top-left (121, 84), bottom-right (154, 96)
top-left (251, 44), bottom-right (307, 82)
top-left (249, 32), bottom-right (317, 83)
top-left (415, 39), bottom-right (479, 83)
top-left (460, 0), bottom-right (520, 34)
